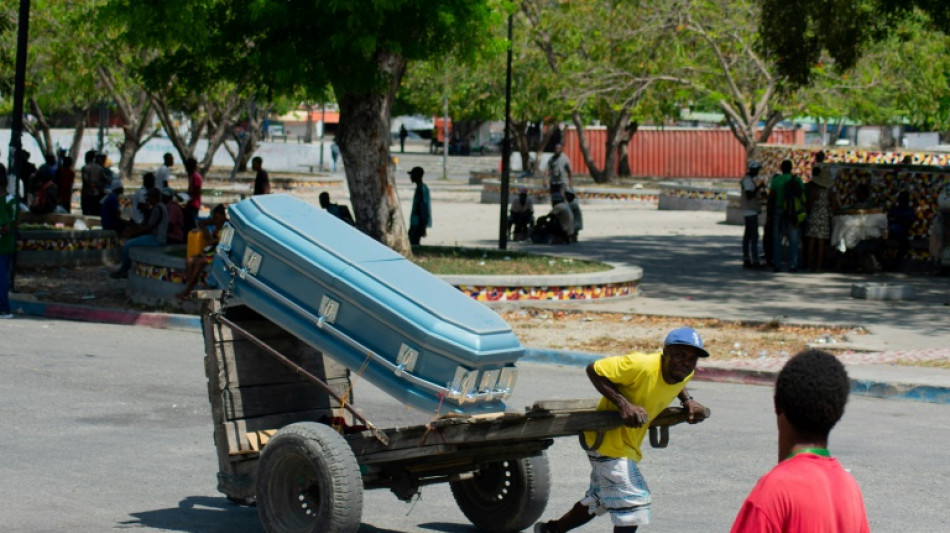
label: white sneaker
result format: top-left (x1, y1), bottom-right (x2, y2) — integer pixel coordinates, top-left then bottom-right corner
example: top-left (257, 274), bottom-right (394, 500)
top-left (0, 313), bottom-right (13, 319)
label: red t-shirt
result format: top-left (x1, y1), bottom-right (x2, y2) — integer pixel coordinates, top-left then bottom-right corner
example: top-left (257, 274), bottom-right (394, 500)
top-left (731, 453), bottom-right (870, 533)
top-left (187, 171), bottom-right (203, 209)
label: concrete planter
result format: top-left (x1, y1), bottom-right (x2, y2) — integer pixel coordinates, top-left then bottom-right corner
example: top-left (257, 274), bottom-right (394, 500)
top-left (480, 180), bottom-right (660, 205)
top-left (17, 229), bottom-right (120, 267)
top-left (442, 264), bottom-right (643, 302)
top-left (128, 246), bottom-right (202, 313)
top-left (657, 182), bottom-right (732, 211)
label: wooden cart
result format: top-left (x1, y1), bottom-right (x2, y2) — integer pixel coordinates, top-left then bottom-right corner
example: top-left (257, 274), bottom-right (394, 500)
top-left (201, 299), bottom-right (707, 533)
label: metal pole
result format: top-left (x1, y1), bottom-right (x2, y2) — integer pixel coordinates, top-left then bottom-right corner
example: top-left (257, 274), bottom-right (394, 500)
top-left (498, 14), bottom-right (513, 250)
top-left (319, 103), bottom-right (325, 170)
top-left (443, 96), bottom-right (449, 180)
top-left (8, 0), bottom-right (31, 293)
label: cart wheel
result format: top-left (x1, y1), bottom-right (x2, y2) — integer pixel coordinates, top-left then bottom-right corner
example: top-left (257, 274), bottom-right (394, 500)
top-left (450, 454), bottom-right (550, 533)
top-left (256, 422), bottom-right (362, 533)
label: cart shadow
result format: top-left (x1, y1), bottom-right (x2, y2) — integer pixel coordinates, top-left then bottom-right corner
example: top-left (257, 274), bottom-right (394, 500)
top-left (361, 524), bottom-right (476, 533)
top-left (119, 496), bottom-right (263, 532)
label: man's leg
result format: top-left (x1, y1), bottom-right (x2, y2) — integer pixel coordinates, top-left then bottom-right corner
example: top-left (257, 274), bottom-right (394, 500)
top-left (115, 235), bottom-right (161, 275)
top-left (537, 501), bottom-right (595, 532)
top-left (789, 225), bottom-right (800, 271)
top-left (772, 210), bottom-right (785, 270)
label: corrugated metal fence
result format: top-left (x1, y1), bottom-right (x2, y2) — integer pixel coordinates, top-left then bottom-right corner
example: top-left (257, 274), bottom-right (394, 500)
top-left (562, 127), bottom-right (805, 179)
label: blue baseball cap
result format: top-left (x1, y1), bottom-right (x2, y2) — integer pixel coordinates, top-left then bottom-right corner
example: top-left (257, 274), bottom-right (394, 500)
top-left (664, 327), bottom-right (710, 357)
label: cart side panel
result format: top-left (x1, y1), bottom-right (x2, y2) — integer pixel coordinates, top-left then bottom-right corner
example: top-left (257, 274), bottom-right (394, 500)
top-left (202, 301), bottom-right (353, 501)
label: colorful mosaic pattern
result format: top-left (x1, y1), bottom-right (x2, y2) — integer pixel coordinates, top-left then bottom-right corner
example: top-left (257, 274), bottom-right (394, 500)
top-left (660, 188), bottom-right (729, 201)
top-left (17, 235), bottom-right (118, 252)
top-left (130, 261), bottom-right (208, 285)
top-left (482, 183), bottom-right (659, 203)
top-left (758, 145), bottom-right (950, 183)
top-left (758, 146), bottom-right (950, 260)
top-left (458, 281), bottom-right (639, 301)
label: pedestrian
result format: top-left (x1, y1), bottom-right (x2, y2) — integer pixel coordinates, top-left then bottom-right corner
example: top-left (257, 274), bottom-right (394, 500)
top-left (110, 187), bottom-right (168, 279)
top-left (163, 188), bottom-right (185, 245)
top-left (330, 141), bottom-right (340, 172)
top-left (544, 143), bottom-right (573, 195)
top-left (740, 160), bottom-right (766, 268)
top-left (183, 157), bottom-right (203, 233)
top-left (534, 327), bottom-right (709, 533)
top-left (508, 187), bottom-right (535, 240)
top-left (769, 159), bottom-right (805, 272)
top-left (176, 204), bottom-right (228, 300)
top-left (399, 124), bottom-right (409, 154)
top-left (100, 179), bottom-right (126, 235)
top-left (55, 156), bottom-right (76, 213)
top-left (549, 192), bottom-right (574, 244)
top-left (805, 167), bottom-right (837, 272)
top-left (156, 152), bottom-right (174, 189)
top-left (408, 166), bottom-right (431, 246)
top-left (0, 172), bottom-right (15, 319)
top-left (131, 172), bottom-right (156, 228)
top-left (565, 187), bottom-right (583, 242)
top-left (730, 349), bottom-right (869, 532)
top-left (252, 156), bottom-right (270, 195)
top-left (319, 192), bottom-right (355, 225)
top-left (80, 150), bottom-right (106, 216)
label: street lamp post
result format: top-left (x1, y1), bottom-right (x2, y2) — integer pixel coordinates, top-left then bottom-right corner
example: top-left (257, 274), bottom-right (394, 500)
top-left (498, 14), bottom-right (513, 250)
top-left (7, 0), bottom-right (31, 292)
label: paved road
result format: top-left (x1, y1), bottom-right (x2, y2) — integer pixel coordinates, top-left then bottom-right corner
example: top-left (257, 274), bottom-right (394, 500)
top-left (3, 317), bottom-right (949, 532)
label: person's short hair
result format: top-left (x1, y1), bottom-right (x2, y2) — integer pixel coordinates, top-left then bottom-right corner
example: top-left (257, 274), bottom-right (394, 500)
top-left (85, 150), bottom-right (96, 163)
top-left (163, 152), bottom-right (174, 162)
top-left (780, 160), bottom-right (793, 173)
top-left (775, 349), bottom-right (850, 440)
top-left (143, 172), bottom-right (156, 188)
top-left (212, 204), bottom-right (227, 217)
top-left (147, 187), bottom-right (162, 202)
top-left (319, 191), bottom-right (330, 207)
top-left (252, 156), bottom-right (263, 165)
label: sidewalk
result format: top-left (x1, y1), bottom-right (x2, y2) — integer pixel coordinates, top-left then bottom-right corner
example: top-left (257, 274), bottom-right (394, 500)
top-left (9, 158), bottom-right (950, 404)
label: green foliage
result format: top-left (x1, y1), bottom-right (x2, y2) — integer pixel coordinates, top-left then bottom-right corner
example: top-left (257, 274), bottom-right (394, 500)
top-left (109, 0), bottom-right (502, 102)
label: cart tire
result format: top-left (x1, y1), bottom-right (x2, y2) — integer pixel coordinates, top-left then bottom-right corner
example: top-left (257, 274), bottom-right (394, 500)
top-left (450, 454), bottom-right (550, 533)
top-left (255, 422), bottom-right (362, 533)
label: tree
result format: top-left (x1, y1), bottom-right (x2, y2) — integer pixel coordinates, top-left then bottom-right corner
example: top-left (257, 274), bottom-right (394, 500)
top-left (109, 0), bottom-right (501, 256)
top-left (673, 0), bottom-right (794, 159)
top-left (521, 0), bottom-right (685, 183)
top-left (759, 0), bottom-right (950, 86)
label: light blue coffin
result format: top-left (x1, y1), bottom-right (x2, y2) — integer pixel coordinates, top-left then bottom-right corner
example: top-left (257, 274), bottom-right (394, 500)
top-left (211, 195), bottom-right (522, 414)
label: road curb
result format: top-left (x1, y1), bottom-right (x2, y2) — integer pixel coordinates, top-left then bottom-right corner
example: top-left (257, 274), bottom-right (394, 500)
top-left (524, 348), bottom-right (950, 405)
top-left (10, 300), bottom-right (948, 404)
top-left (10, 298), bottom-right (202, 331)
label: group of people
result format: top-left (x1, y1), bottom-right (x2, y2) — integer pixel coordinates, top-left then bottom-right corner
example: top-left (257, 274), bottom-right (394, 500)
top-left (534, 326), bottom-right (869, 533)
top-left (740, 153), bottom-right (917, 273)
top-left (504, 143), bottom-right (583, 244)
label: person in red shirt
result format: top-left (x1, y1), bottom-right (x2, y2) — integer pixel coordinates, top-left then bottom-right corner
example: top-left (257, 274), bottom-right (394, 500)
top-left (730, 349), bottom-right (870, 533)
top-left (183, 157), bottom-right (203, 233)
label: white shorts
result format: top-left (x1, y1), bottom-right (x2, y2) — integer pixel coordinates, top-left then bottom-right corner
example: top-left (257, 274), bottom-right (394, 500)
top-left (580, 450), bottom-right (651, 527)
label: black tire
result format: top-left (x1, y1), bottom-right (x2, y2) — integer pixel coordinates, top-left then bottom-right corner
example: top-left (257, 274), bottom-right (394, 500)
top-left (450, 454), bottom-right (550, 533)
top-left (256, 422), bottom-right (362, 533)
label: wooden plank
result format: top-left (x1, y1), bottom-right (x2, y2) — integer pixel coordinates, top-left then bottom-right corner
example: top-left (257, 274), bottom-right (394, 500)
top-left (211, 336), bottom-right (349, 390)
top-left (346, 410), bottom-right (622, 459)
top-left (218, 408), bottom-right (341, 456)
top-left (219, 380), bottom-right (350, 421)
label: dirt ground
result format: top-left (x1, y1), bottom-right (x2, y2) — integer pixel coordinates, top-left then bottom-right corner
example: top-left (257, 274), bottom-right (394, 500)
top-left (13, 265), bottom-right (864, 360)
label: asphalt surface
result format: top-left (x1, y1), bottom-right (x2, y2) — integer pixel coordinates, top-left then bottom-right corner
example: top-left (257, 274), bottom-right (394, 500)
top-left (2, 318), bottom-right (949, 532)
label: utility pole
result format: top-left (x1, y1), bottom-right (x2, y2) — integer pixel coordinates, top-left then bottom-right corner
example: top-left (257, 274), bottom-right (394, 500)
top-left (442, 96), bottom-right (449, 180)
top-left (319, 103), bottom-right (325, 171)
top-left (8, 0), bottom-right (31, 292)
top-left (498, 14), bottom-right (513, 250)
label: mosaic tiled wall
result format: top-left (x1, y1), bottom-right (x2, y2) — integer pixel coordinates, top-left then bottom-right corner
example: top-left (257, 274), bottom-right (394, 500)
top-left (17, 234), bottom-right (118, 252)
top-left (458, 281), bottom-right (640, 301)
top-left (758, 145), bottom-right (950, 259)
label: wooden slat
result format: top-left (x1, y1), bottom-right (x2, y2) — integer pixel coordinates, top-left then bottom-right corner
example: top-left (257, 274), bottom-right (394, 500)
top-left (219, 379), bottom-right (350, 421)
top-left (219, 408), bottom-right (342, 456)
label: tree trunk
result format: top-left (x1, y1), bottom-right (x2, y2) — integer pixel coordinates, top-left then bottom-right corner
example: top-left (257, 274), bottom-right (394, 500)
top-left (334, 51), bottom-right (412, 257)
top-left (508, 118), bottom-right (532, 175)
top-left (69, 108), bottom-right (89, 163)
top-left (113, 90), bottom-right (158, 181)
top-left (24, 97), bottom-right (54, 158)
top-left (572, 108), bottom-right (629, 184)
top-left (617, 120), bottom-right (638, 177)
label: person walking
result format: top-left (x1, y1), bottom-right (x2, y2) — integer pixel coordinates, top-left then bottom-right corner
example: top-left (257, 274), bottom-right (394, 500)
top-left (399, 124), bottom-right (409, 154)
top-left (769, 160), bottom-right (805, 272)
top-left (0, 172), bottom-right (16, 319)
top-left (534, 328), bottom-right (709, 533)
top-left (408, 166), bottom-right (431, 246)
top-left (252, 156), bottom-right (270, 195)
top-left (544, 143), bottom-right (573, 195)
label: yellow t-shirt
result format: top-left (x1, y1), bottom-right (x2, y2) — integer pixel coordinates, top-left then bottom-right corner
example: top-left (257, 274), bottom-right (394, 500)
top-left (583, 351), bottom-right (692, 462)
